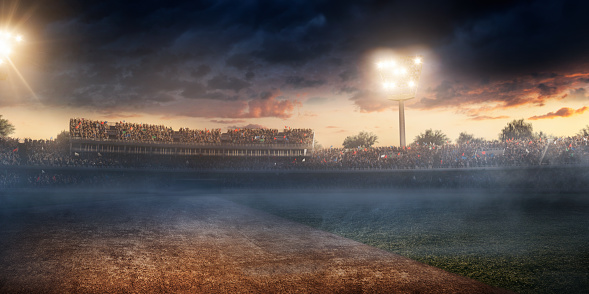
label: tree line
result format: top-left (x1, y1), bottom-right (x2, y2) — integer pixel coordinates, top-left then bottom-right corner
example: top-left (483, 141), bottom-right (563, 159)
top-left (341, 119), bottom-right (589, 148)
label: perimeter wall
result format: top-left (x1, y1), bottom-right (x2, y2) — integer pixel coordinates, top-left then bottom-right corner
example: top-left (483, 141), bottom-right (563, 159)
top-left (3, 165), bottom-right (588, 192)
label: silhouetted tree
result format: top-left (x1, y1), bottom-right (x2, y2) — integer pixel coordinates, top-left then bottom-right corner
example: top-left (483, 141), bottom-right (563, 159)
top-left (535, 131), bottom-right (549, 140)
top-left (55, 130), bottom-right (70, 148)
top-left (342, 131), bottom-right (378, 148)
top-left (499, 119), bottom-right (534, 141)
top-left (456, 132), bottom-right (484, 145)
top-left (578, 125), bottom-right (589, 137)
top-left (414, 129), bottom-right (448, 146)
top-left (0, 115), bottom-right (15, 137)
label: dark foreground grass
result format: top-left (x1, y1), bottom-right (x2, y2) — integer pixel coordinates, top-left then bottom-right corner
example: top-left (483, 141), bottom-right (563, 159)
top-left (222, 189), bottom-right (589, 294)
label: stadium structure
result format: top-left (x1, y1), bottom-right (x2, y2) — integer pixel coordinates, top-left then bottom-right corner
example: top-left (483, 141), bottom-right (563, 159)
top-left (68, 118), bottom-right (314, 158)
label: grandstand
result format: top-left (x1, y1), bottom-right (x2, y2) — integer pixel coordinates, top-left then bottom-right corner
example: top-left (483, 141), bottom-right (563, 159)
top-left (69, 118), bottom-right (314, 157)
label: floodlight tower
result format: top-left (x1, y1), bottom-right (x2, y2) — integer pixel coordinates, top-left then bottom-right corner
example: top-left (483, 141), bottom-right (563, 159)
top-left (0, 31), bottom-right (24, 80)
top-left (376, 55), bottom-right (423, 147)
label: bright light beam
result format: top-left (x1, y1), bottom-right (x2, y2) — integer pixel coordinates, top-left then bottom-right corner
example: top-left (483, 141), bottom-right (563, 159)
top-left (1, 30), bottom-right (39, 101)
top-left (6, 57), bottom-right (40, 102)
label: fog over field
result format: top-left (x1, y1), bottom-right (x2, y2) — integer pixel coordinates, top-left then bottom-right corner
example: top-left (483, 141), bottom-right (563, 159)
top-left (224, 188), bottom-right (589, 293)
top-left (0, 187), bottom-right (588, 293)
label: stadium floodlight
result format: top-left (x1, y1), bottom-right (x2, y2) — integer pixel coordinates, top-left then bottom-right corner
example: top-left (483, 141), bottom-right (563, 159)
top-left (376, 55), bottom-right (423, 147)
top-left (0, 30), bottom-right (23, 80)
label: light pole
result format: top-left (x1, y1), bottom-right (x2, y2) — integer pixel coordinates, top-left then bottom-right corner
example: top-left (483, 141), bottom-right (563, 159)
top-left (0, 31), bottom-right (24, 80)
top-left (376, 55), bottom-right (423, 147)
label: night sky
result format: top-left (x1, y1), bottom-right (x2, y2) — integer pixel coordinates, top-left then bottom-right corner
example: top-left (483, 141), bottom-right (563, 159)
top-left (2, 0), bottom-right (589, 146)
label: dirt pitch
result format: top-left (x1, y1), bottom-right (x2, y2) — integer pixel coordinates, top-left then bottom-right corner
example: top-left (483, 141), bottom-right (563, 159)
top-left (0, 192), bottom-right (513, 293)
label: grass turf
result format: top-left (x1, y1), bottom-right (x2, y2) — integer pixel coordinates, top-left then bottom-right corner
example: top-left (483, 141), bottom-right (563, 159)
top-left (222, 189), bottom-right (589, 294)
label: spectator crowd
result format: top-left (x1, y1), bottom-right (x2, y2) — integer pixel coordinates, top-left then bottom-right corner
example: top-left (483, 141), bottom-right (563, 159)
top-left (70, 118), bottom-right (313, 145)
top-left (306, 138), bottom-right (579, 170)
top-left (2, 118), bottom-right (589, 188)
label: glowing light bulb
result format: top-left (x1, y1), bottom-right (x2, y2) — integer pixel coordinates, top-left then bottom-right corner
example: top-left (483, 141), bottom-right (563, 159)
top-left (414, 57), bottom-right (422, 64)
top-left (0, 41), bottom-right (11, 56)
top-left (383, 82), bottom-right (397, 89)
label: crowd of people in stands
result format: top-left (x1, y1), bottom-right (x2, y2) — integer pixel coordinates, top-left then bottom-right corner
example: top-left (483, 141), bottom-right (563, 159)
top-left (307, 138), bottom-right (562, 170)
top-left (221, 127), bottom-right (313, 145)
top-left (3, 132), bottom-right (589, 171)
top-left (70, 118), bottom-right (223, 143)
top-left (70, 118), bottom-right (109, 140)
top-left (2, 118), bottom-right (589, 188)
top-left (0, 137), bottom-right (19, 166)
top-left (70, 118), bottom-right (313, 145)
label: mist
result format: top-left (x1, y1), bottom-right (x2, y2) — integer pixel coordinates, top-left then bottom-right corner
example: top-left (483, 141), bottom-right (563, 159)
top-left (1, 166), bottom-right (589, 293)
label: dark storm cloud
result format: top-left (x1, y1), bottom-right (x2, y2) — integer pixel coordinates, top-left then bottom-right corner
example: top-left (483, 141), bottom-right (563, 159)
top-left (338, 86), bottom-right (359, 95)
top-left (438, 1), bottom-right (589, 77)
top-left (191, 65), bottom-right (211, 78)
top-left (201, 91), bottom-right (239, 101)
top-left (181, 82), bottom-right (207, 99)
top-left (537, 83), bottom-right (557, 97)
top-left (285, 76), bottom-right (326, 89)
top-left (226, 54), bottom-right (255, 70)
top-left (259, 91), bottom-right (273, 100)
top-left (305, 97), bottom-right (328, 105)
top-left (12, 0), bottom-right (589, 117)
top-left (207, 74), bottom-right (251, 93)
top-left (25, 0), bottom-right (333, 117)
top-left (349, 89), bottom-right (393, 113)
top-left (338, 68), bottom-right (358, 82)
top-left (402, 0), bottom-right (589, 117)
top-left (414, 71), bottom-right (583, 116)
top-left (252, 39), bottom-right (333, 67)
top-left (568, 88), bottom-right (589, 101)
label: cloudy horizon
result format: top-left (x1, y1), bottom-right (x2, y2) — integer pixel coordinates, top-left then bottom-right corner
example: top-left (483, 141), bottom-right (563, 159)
top-left (1, 0), bottom-right (588, 146)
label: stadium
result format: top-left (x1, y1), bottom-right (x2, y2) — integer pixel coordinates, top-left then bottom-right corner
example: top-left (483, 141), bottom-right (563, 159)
top-left (2, 117), bottom-right (589, 293)
top-left (3, 1), bottom-right (589, 293)
top-left (4, 117), bottom-right (588, 176)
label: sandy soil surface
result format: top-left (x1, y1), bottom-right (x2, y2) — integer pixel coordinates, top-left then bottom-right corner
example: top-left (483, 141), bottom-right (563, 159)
top-left (0, 192), bottom-right (512, 293)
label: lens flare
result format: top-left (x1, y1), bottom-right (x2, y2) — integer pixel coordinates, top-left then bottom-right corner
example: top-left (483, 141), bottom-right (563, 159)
top-left (0, 31), bottom-right (24, 56)
top-left (0, 43), bottom-right (11, 56)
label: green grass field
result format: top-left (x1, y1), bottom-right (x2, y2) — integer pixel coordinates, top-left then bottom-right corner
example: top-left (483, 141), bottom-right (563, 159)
top-left (222, 189), bottom-right (589, 293)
